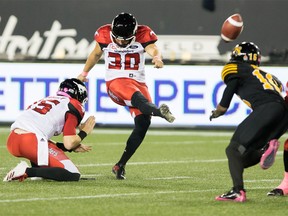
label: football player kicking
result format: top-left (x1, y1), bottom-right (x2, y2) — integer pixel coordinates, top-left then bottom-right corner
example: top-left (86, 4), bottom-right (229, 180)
top-left (210, 42), bottom-right (288, 202)
top-left (3, 78), bottom-right (96, 182)
top-left (77, 12), bottom-right (175, 180)
top-left (267, 82), bottom-right (288, 196)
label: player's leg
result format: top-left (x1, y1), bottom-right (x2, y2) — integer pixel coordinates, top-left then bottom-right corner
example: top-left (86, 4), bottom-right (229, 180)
top-left (131, 91), bottom-right (175, 123)
top-left (236, 102), bottom-right (286, 170)
top-left (4, 132), bottom-right (80, 182)
top-left (112, 113), bottom-right (151, 179)
top-left (107, 79), bottom-right (174, 179)
top-left (107, 78), bottom-right (175, 123)
top-left (25, 142), bottom-right (80, 181)
top-left (267, 109), bottom-right (288, 196)
top-left (268, 83), bottom-right (288, 195)
top-left (131, 91), bottom-right (161, 116)
top-left (4, 131), bottom-right (34, 181)
top-left (239, 102), bottom-right (286, 169)
top-left (267, 139), bottom-right (288, 196)
top-left (240, 103), bottom-right (284, 171)
top-left (214, 139), bottom-right (246, 202)
top-left (26, 167), bottom-right (80, 181)
top-left (215, 108), bottom-right (269, 202)
top-left (134, 81), bottom-right (175, 122)
top-left (215, 127), bottom-right (252, 202)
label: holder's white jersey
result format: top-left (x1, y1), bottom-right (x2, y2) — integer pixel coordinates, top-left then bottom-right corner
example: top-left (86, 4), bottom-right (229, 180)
top-left (11, 96), bottom-right (85, 139)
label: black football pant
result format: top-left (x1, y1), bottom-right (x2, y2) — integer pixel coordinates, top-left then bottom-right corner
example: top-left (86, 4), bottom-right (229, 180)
top-left (225, 101), bottom-right (288, 191)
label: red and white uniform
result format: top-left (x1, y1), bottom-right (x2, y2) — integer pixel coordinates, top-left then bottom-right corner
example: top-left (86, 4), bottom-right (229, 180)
top-left (7, 96), bottom-right (84, 173)
top-left (96, 24), bottom-right (157, 83)
top-left (95, 24), bottom-right (157, 117)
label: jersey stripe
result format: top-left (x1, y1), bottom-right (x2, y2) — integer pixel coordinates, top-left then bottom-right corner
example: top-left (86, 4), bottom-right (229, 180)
top-left (221, 64), bottom-right (238, 81)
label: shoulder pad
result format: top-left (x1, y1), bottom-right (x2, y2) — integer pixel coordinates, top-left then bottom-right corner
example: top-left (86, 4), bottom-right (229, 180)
top-left (68, 98), bottom-right (85, 125)
top-left (135, 25), bottom-right (158, 44)
top-left (94, 24), bottom-right (112, 45)
top-left (221, 63), bottom-right (238, 81)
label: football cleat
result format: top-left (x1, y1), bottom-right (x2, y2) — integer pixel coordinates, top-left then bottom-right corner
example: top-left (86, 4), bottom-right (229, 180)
top-left (215, 188), bottom-right (246, 202)
top-left (112, 164), bottom-right (126, 180)
top-left (267, 188), bottom-right (284, 196)
top-left (260, 139), bottom-right (280, 169)
top-left (159, 104), bottom-right (175, 123)
top-left (3, 161), bottom-right (29, 182)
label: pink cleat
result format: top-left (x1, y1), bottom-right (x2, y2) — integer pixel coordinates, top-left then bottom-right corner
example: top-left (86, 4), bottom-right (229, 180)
top-left (215, 189), bottom-right (246, 202)
top-left (260, 139), bottom-right (280, 170)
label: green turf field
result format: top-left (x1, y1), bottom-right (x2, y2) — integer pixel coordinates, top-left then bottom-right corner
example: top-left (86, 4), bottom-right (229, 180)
top-left (0, 127), bottom-right (287, 216)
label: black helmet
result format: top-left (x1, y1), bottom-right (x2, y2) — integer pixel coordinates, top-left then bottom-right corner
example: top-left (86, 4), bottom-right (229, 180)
top-left (230, 42), bottom-right (261, 66)
top-left (110, 12), bottom-right (138, 48)
top-left (57, 78), bottom-right (88, 104)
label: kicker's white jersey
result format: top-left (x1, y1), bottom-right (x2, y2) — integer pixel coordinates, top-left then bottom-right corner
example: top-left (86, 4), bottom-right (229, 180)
top-left (103, 42), bottom-right (146, 82)
top-left (94, 24), bottom-right (158, 83)
top-left (11, 96), bottom-right (84, 139)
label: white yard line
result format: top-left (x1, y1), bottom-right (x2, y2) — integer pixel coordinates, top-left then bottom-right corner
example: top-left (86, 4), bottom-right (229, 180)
top-left (0, 127), bottom-right (234, 136)
top-left (0, 189), bottom-right (215, 203)
top-left (147, 176), bottom-right (194, 180)
top-left (76, 159), bottom-right (228, 167)
top-left (0, 186), bottom-right (277, 203)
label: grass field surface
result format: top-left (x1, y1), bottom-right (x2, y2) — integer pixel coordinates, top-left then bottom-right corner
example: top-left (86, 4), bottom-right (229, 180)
top-left (0, 127), bottom-right (287, 216)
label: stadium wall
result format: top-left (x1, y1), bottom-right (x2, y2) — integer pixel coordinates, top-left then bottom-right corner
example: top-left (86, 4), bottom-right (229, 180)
top-left (0, 63), bottom-right (287, 128)
top-left (0, 0), bottom-right (287, 64)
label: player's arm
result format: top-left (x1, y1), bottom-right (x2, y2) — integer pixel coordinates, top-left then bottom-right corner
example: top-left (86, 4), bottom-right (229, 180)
top-left (145, 43), bottom-right (163, 69)
top-left (210, 78), bottom-right (238, 121)
top-left (77, 42), bottom-right (103, 82)
top-left (62, 113), bottom-right (96, 151)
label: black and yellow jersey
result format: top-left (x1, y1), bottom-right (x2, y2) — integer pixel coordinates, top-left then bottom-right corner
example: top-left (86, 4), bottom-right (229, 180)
top-left (221, 62), bottom-right (283, 109)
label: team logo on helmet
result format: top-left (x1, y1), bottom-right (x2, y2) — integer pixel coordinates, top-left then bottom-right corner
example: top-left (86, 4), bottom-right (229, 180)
top-left (57, 78), bottom-right (88, 104)
top-left (232, 46), bottom-right (242, 56)
top-left (230, 42), bottom-right (261, 66)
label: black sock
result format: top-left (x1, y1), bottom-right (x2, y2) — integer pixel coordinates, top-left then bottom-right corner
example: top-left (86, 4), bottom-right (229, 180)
top-left (26, 167), bottom-right (80, 181)
top-left (131, 91), bottom-right (161, 116)
top-left (226, 143), bottom-right (245, 190)
top-left (118, 115), bottom-right (150, 165)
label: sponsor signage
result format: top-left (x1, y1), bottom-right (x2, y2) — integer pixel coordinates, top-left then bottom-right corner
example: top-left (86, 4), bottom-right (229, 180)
top-left (0, 15), bottom-right (224, 62)
top-left (0, 63), bottom-right (286, 127)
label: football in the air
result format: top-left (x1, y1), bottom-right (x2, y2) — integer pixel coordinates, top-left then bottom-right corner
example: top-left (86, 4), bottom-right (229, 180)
top-left (221, 13), bottom-right (244, 42)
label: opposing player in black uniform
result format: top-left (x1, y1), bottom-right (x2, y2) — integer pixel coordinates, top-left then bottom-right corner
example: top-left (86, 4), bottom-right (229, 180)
top-left (210, 42), bottom-right (288, 202)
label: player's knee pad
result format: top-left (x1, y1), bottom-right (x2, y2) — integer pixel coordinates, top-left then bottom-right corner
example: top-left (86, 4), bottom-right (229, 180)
top-left (226, 141), bottom-right (246, 156)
